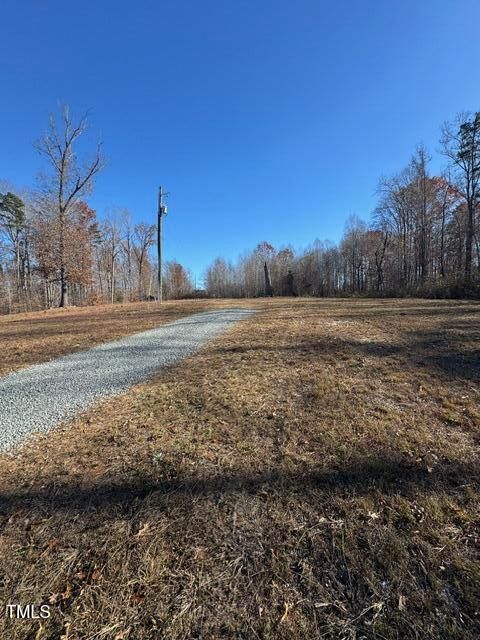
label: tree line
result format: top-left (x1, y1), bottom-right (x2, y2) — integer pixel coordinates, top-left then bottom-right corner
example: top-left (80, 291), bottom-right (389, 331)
top-left (206, 112), bottom-right (480, 299)
top-left (2, 108), bottom-right (479, 313)
top-left (0, 107), bottom-right (193, 313)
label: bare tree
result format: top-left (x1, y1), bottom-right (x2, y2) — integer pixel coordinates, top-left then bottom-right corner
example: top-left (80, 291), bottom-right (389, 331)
top-left (119, 211), bottom-right (134, 301)
top-left (165, 261), bottom-right (194, 299)
top-left (100, 220), bottom-right (122, 304)
top-left (441, 112), bottom-right (480, 285)
top-left (35, 106), bottom-right (104, 306)
top-left (132, 223), bottom-right (156, 299)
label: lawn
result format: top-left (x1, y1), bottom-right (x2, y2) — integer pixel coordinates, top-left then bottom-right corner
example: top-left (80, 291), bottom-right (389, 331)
top-left (0, 298), bottom-right (479, 639)
top-left (0, 299), bottom-right (227, 376)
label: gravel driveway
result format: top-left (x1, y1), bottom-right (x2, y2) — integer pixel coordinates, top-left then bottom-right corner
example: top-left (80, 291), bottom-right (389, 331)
top-left (0, 308), bottom-right (254, 452)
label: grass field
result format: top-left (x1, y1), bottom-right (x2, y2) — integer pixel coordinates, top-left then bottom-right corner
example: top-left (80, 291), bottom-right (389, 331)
top-left (0, 300), bottom-right (223, 377)
top-left (0, 298), bottom-right (479, 639)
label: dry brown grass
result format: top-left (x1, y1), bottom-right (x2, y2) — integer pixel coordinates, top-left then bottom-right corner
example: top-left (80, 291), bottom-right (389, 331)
top-left (0, 298), bottom-right (479, 639)
top-left (0, 299), bottom-right (240, 376)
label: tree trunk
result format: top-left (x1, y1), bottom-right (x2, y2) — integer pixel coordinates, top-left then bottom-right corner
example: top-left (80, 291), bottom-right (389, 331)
top-left (59, 265), bottom-right (68, 307)
top-left (465, 202), bottom-right (474, 285)
top-left (111, 258), bottom-right (115, 304)
top-left (264, 262), bottom-right (273, 296)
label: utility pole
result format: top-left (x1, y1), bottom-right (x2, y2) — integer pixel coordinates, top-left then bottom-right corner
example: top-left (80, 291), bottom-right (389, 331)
top-left (157, 185), bottom-right (169, 302)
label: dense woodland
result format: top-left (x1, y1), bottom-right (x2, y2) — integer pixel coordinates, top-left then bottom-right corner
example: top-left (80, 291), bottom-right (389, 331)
top-left (1, 108), bottom-right (479, 313)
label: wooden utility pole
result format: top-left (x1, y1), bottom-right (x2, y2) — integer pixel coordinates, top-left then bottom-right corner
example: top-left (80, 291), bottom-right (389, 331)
top-left (157, 185), bottom-right (168, 302)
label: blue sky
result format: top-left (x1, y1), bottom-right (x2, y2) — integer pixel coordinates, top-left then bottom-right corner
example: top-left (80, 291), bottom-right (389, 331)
top-left (1, 0), bottom-right (479, 281)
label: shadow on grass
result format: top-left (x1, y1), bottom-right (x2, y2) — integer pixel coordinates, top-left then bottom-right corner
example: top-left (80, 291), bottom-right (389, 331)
top-left (0, 457), bottom-right (477, 516)
top-left (214, 329), bottom-right (480, 381)
top-left (332, 302), bottom-right (480, 319)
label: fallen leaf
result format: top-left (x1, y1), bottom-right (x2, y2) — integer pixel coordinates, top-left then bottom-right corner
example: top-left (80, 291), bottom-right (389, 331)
top-left (61, 582), bottom-right (73, 601)
top-left (91, 568), bottom-right (102, 581)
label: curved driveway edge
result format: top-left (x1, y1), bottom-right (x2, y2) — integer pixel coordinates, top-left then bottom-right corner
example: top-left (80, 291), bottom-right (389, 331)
top-left (0, 308), bottom-right (255, 452)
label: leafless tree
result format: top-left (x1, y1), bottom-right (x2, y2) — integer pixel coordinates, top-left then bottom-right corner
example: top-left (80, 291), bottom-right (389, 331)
top-left (100, 220), bottom-right (122, 304)
top-left (35, 106), bottom-right (104, 306)
top-left (132, 223), bottom-right (156, 299)
top-left (441, 112), bottom-right (480, 285)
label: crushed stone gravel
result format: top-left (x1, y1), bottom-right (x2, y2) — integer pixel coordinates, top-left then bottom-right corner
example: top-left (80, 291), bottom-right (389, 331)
top-left (0, 308), bottom-right (255, 452)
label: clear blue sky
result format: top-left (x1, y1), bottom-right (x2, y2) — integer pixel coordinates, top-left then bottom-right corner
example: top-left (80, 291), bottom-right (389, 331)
top-left (1, 0), bottom-right (479, 281)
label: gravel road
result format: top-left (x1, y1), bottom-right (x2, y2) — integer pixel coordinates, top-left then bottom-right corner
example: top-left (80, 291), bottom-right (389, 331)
top-left (0, 308), bottom-right (254, 452)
